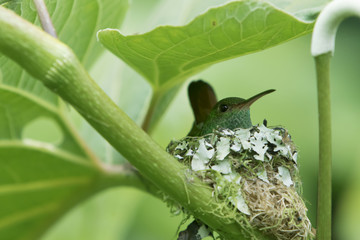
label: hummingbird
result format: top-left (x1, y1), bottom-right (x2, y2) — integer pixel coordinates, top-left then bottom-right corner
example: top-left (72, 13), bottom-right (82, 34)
top-left (187, 80), bottom-right (275, 136)
top-left (178, 80), bottom-right (275, 240)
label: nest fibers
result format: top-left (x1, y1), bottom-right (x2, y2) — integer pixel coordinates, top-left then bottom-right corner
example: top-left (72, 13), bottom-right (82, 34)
top-left (167, 125), bottom-right (314, 240)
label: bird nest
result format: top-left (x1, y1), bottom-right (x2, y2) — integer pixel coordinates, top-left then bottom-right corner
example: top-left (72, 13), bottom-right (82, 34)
top-left (167, 125), bottom-right (314, 240)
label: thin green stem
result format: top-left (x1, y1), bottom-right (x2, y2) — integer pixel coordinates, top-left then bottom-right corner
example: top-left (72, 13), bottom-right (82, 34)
top-left (97, 163), bottom-right (147, 190)
top-left (58, 110), bottom-right (103, 169)
top-left (141, 89), bottom-right (162, 132)
top-left (0, 7), bottom-right (273, 239)
top-left (315, 52), bottom-right (332, 240)
top-left (312, 1), bottom-right (360, 239)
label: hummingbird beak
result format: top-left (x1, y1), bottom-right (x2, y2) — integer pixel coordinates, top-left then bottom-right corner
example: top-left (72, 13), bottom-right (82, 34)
top-left (235, 89), bottom-right (276, 109)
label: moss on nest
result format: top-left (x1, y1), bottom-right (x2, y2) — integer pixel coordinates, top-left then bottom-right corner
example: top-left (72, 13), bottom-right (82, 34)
top-left (167, 125), bottom-right (314, 240)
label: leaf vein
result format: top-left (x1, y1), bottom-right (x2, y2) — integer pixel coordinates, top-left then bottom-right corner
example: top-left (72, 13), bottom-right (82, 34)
top-left (0, 202), bottom-right (59, 230)
top-left (0, 177), bottom-right (92, 194)
top-left (0, 140), bottom-right (94, 168)
top-left (0, 85), bottom-right (59, 114)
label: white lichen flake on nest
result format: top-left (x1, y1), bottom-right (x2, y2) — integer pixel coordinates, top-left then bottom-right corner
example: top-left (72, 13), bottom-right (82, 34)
top-left (167, 124), bottom-right (314, 240)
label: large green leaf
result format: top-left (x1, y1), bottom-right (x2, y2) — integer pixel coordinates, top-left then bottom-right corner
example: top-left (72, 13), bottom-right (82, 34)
top-left (98, 0), bottom-right (317, 129)
top-left (98, 0), bottom-right (315, 89)
top-left (0, 0), bottom-right (128, 239)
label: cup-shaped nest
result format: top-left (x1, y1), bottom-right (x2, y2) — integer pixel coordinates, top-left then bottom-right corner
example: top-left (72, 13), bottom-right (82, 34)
top-left (167, 124), bottom-right (314, 240)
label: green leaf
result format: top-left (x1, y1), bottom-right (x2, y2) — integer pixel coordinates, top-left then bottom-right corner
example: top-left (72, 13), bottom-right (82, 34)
top-left (0, 143), bottom-right (98, 239)
top-left (0, 1), bottom-right (129, 239)
top-left (1, 0), bottom-right (128, 105)
top-left (98, 0), bottom-right (315, 89)
top-left (98, 0), bottom-right (317, 129)
top-left (0, 86), bottom-right (103, 239)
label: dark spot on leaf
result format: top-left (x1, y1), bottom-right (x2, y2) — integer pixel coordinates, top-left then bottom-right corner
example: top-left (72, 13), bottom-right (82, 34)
top-left (212, 21), bottom-right (216, 26)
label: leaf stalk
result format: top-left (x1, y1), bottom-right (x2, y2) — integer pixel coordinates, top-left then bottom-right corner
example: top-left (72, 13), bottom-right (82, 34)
top-left (314, 53), bottom-right (332, 240)
top-left (33, 0), bottom-right (58, 38)
top-left (141, 89), bottom-right (162, 132)
top-left (311, 1), bottom-right (360, 239)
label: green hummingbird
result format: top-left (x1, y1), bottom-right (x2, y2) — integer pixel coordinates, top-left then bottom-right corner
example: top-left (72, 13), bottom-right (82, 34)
top-left (178, 80), bottom-right (275, 240)
top-left (187, 80), bottom-right (275, 136)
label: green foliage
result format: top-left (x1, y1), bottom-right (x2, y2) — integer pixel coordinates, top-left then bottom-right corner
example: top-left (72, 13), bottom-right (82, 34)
top-left (0, 0), bottom-right (323, 239)
top-left (0, 0), bottom-right (128, 239)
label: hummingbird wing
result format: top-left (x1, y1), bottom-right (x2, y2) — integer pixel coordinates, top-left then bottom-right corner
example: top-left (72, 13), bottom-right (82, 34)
top-left (188, 80), bottom-right (217, 124)
top-left (187, 80), bottom-right (217, 136)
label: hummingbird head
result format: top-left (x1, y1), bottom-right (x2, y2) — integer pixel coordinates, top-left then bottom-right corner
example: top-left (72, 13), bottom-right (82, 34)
top-left (200, 89), bottom-right (275, 135)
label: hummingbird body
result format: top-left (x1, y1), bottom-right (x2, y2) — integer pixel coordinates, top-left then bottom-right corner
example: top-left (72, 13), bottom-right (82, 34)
top-left (188, 80), bottom-right (275, 137)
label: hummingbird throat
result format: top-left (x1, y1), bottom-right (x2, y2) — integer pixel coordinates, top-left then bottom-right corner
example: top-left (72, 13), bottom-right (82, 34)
top-left (200, 109), bottom-right (252, 135)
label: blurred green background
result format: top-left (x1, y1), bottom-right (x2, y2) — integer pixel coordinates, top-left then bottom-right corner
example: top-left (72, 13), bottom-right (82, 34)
top-left (43, 0), bottom-right (360, 239)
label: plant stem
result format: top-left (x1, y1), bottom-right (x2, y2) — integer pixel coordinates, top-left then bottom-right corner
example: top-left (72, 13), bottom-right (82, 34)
top-left (311, 1), bottom-right (360, 239)
top-left (33, 0), bottom-right (57, 38)
top-left (141, 89), bottom-right (161, 132)
top-left (0, 6), bottom-right (273, 239)
top-left (32, 0), bottom-right (142, 189)
top-left (141, 85), bottom-right (180, 133)
top-left (315, 52), bottom-right (332, 240)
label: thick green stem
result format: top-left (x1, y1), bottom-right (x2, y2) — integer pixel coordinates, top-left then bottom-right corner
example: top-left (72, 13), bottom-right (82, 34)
top-left (0, 7), bottom-right (273, 240)
top-left (315, 52), bottom-right (332, 240)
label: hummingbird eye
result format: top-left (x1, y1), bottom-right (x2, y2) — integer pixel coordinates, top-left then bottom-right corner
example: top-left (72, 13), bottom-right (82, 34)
top-left (219, 104), bottom-right (228, 113)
